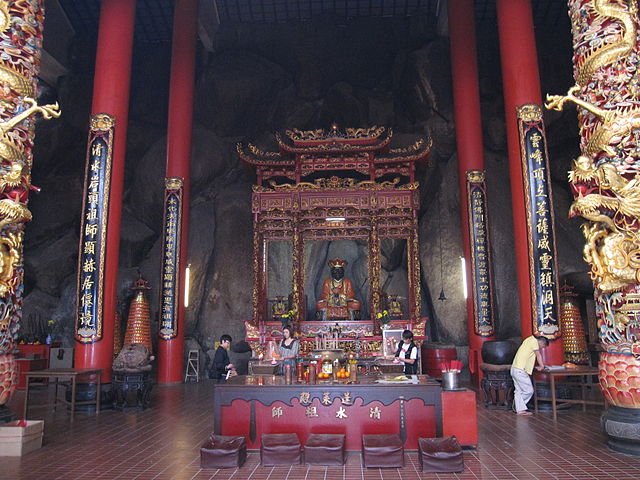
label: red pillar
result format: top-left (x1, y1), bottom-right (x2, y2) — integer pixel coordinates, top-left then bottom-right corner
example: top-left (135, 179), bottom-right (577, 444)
top-left (496, 0), bottom-right (563, 364)
top-left (157, 0), bottom-right (198, 383)
top-left (74, 0), bottom-right (136, 382)
top-left (448, 0), bottom-right (495, 386)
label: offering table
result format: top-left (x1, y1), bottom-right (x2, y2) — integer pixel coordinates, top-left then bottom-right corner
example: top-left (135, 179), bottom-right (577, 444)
top-left (533, 366), bottom-right (603, 421)
top-left (213, 374), bottom-right (443, 450)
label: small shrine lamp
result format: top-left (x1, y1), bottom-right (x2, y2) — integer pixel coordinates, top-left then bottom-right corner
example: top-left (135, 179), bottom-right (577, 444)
top-left (438, 288), bottom-right (447, 302)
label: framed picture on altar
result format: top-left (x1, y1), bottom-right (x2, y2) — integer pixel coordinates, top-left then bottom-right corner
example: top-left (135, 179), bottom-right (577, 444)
top-left (382, 329), bottom-right (404, 357)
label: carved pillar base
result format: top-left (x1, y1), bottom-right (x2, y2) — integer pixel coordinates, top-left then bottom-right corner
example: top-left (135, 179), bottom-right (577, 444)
top-left (602, 406), bottom-right (640, 456)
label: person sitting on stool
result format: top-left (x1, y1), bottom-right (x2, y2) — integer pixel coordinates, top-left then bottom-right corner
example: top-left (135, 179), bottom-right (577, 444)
top-left (210, 334), bottom-right (236, 381)
top-left (510, 335), bottom-right (548, 415)
top-left (393, 330), bottom-right (418, 375)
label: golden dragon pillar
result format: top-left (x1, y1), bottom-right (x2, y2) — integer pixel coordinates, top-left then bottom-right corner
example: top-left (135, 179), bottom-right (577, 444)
top-left (546, 0), bottom-right (640, 454)
top-left (0, 1), bottom-right (60, 421)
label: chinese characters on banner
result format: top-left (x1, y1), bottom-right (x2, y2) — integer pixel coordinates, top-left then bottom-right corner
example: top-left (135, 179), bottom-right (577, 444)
top-left (466, 170), bottom-right (495, 337)
top-left (75, 114), bottom-right (114, 343)
top-left (517, 104), bottom-right (561, 338)
top-left (159, 177), bottom-right (183, 340)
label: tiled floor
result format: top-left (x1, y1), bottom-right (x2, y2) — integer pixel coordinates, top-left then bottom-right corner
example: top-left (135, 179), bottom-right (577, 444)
top-left (3, 381), bottom-right (639, 479)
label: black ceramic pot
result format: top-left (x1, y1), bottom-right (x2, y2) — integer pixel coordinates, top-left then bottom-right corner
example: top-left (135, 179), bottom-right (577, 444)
top-left (481, 340), bottom-right (518, 365)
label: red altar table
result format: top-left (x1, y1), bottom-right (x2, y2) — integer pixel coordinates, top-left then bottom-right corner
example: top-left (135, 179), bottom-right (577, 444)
top-left (213, 374), bottom-right (476, 450)
top-left (16, 344), bottom-right (51, 366)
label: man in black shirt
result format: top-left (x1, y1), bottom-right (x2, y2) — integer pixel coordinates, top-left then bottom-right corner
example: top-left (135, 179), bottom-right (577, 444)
top-left (210, 334), bottom-right (235, 381)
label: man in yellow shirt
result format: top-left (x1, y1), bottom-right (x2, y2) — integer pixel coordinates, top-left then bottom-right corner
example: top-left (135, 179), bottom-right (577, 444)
top-left (510, 335), bottom-right (549, 415)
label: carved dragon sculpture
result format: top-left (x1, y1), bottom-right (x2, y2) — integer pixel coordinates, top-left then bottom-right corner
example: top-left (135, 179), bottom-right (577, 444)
top-left (0, 98), bottom-right (61, 226)
top-left (546, 86), bottom-right (640, 158)
top-left (544, 1), bottom-right (640, 296)
top-left (547, 0), bottom-right (640, 399)
top-left (575, 0), bottom-right (638, 87)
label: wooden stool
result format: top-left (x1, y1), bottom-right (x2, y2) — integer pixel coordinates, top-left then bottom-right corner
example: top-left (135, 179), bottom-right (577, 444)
top-left (362, 434), bottom-right (403, 468)
top-left (200, 434), bottom-right (246, 469)
top-left (261, 433), bottom-right (301, 466)
top-left (418, 436), bottom-right (464, 473)
top-left (304, 433), bottom-right (345, 465)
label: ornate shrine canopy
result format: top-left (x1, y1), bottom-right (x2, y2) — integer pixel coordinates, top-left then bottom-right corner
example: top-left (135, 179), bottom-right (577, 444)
top-left (238, 125), bottom-right (432, 185)
top-left (239, 126), bottom-right (431, 340)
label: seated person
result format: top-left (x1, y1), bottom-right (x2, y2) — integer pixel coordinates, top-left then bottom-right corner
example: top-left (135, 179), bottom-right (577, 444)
top-left (209, 334), bottom-right (236, 381)
top-left (316, 258), bottom-right (361, 321)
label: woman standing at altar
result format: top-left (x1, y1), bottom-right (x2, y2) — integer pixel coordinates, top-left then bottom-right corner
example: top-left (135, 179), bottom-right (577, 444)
top-left (393, 330), bottom-right (418, 375)
top-left (279, 326), bottom-right (299, 372)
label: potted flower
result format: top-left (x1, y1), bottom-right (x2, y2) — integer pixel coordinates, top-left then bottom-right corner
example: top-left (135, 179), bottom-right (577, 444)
top-left (279, 309), bottom-right (297, 330)
top-left (376, 310), bottom-right (391, 329)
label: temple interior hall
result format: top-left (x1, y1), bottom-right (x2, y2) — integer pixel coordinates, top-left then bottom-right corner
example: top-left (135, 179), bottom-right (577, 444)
top-left (3, 0), bottom-right (640, 478)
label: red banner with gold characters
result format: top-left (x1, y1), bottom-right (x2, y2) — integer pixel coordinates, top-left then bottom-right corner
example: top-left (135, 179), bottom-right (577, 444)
top-left (517, 104), bottom-right (561, 340)
top-left (159, 177), bottom-right (183, 340)
top-left (75, 114), bottom-right (114, 344)
top-left (466, 170), bottom-right (495, 337)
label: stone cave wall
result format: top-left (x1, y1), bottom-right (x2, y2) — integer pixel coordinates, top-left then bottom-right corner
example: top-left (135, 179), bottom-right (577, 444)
top-left (20, 15), bottom-right (589, 370)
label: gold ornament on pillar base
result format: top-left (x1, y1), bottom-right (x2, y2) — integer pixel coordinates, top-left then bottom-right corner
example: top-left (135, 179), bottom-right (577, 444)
top-left (123, 273), bottom-right (153, 354)
top-left (559, 285), bottom-right (589, 365)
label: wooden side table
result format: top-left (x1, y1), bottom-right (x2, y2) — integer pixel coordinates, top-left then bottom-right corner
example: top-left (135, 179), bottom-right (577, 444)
top-left (23, 368), bottom-right (102, 420)
top-left (16, 358), bottom-right (48, 389)
top-left (533, 366), bottom-right (602, 421)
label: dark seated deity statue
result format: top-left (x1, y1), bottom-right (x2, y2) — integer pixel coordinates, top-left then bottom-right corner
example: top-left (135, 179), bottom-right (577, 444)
top-left (316, 258), bottom-right (361, 321)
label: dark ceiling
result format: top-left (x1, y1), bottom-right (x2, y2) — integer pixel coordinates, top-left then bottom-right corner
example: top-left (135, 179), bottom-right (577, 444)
top-left (57, 0), bottom-right (571, 45)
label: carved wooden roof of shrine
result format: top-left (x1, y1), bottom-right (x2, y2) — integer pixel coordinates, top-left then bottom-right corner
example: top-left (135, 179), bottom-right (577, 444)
top-left (237, 126), bottom-right (432, 167)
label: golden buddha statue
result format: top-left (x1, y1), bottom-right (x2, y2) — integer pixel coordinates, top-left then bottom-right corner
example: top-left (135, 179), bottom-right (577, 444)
top-left (316, 259), bottom-right (361, 321)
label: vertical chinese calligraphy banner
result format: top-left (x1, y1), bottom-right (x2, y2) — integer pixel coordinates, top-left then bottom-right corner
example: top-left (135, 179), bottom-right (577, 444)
top-left (159, 177), bottom-right (183, 340)
top-left (75, 114), bottom-right (114, 343)
top-left (517, 104), bottom-right (561, 339)
top-left (466, 170), bottom-right (495, 337)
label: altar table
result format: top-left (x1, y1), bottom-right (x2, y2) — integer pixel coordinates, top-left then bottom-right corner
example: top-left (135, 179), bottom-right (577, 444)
top-left (533, 366), bottom-right (603, 421)
top-left (213, 374), bottom-right (445, 450)
top-left (23, 368), bottom-right (102, 420)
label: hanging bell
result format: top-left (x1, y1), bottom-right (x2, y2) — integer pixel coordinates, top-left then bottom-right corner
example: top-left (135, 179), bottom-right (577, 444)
top-left (438, 288), bottom-right (447, 301)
